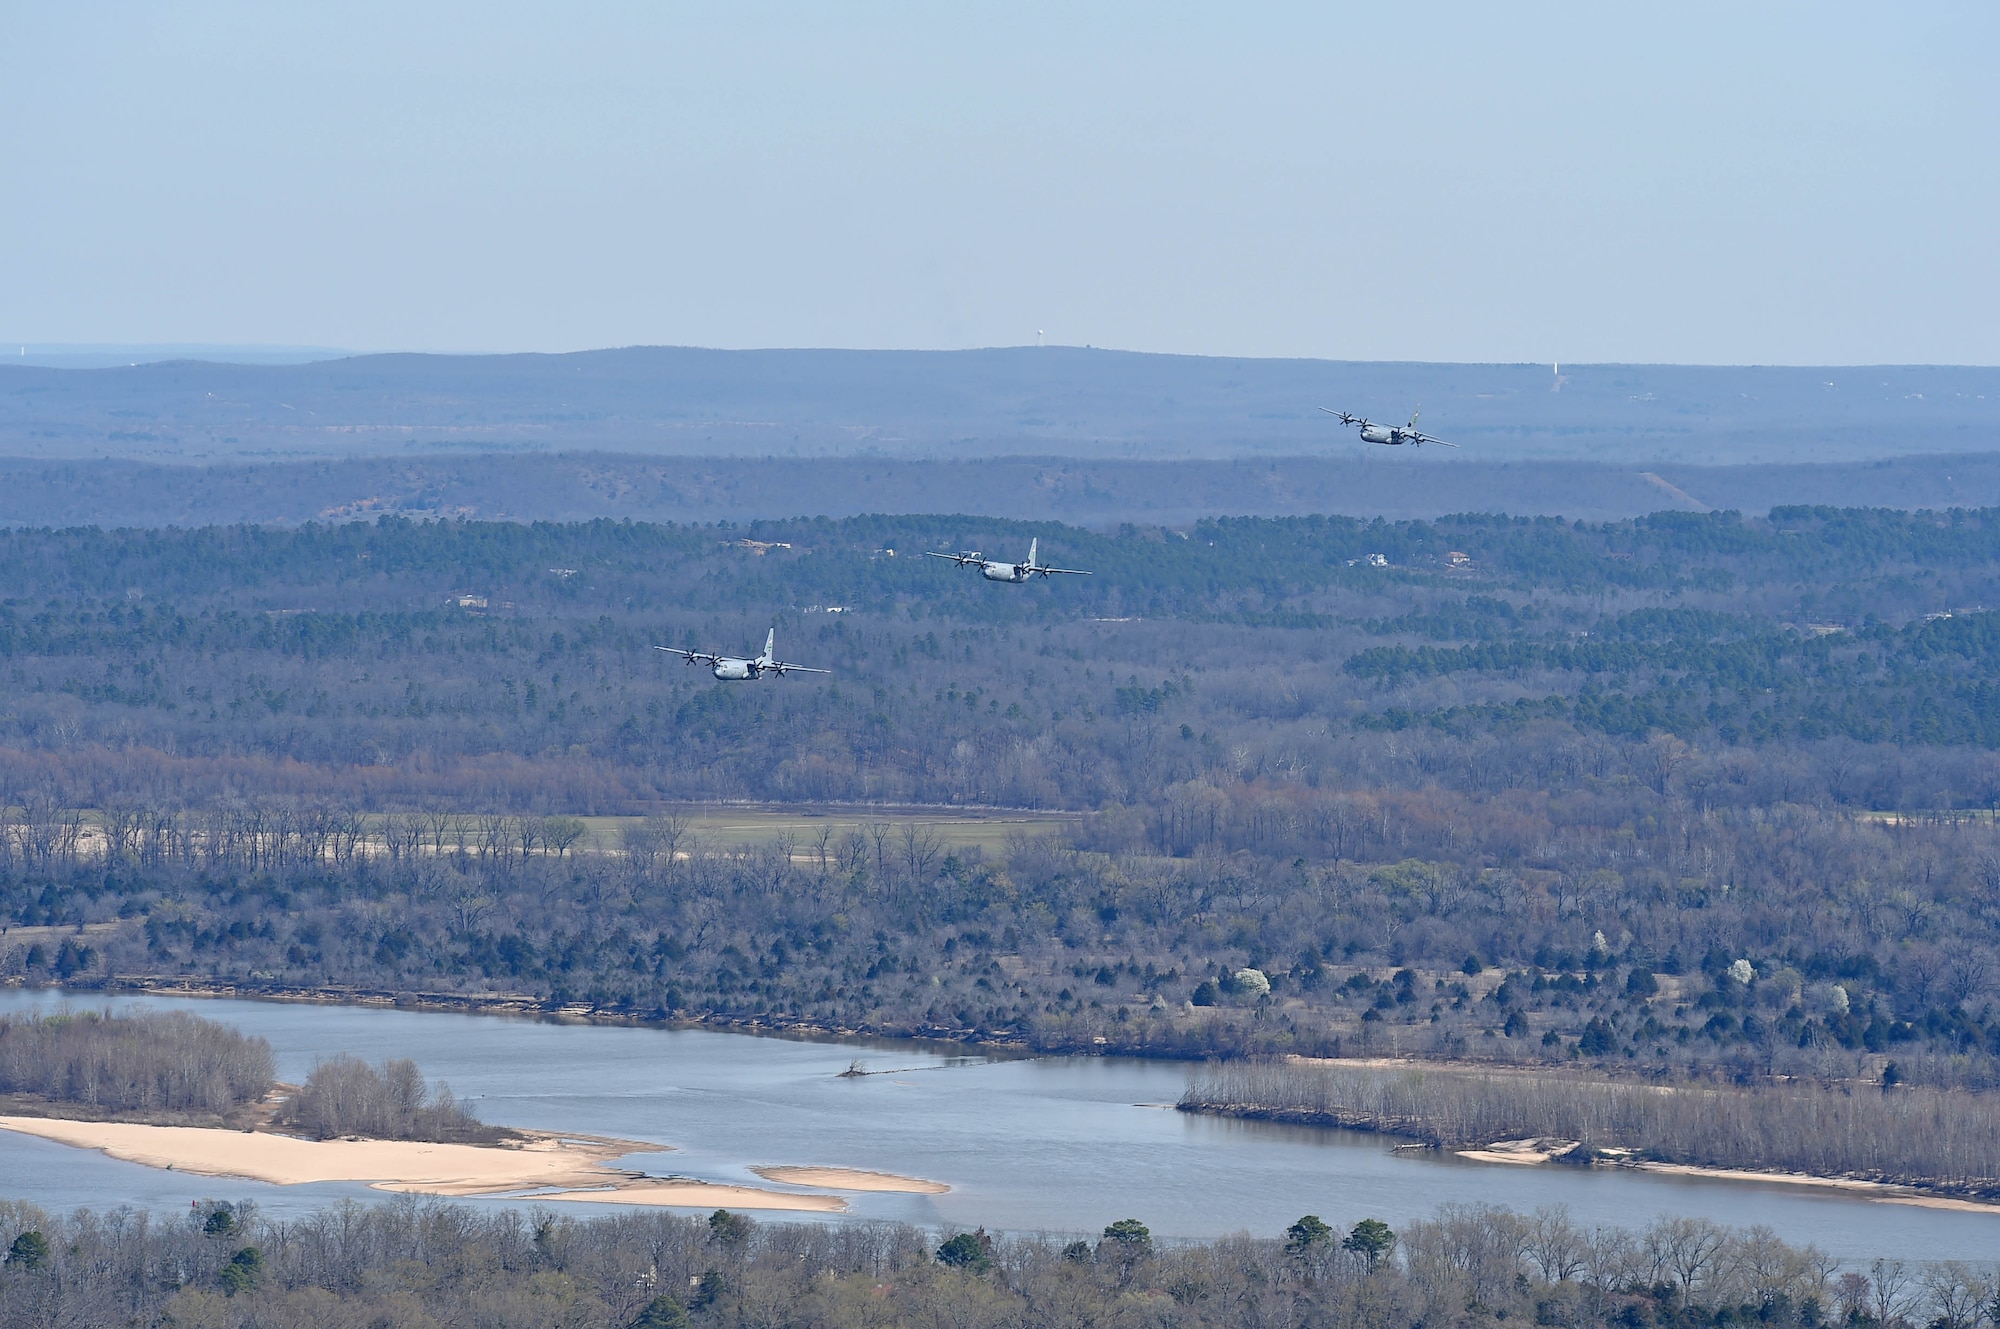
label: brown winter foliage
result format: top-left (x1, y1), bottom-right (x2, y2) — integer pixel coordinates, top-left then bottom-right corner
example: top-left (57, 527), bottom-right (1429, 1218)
top-left (0, 1192), bottom-right (1987, 1329)
top-left (13, 517), bottom-right (2000, 1147)
top-left (1182, 1061), bottom-right (2000, 1196)
top-left (274, 1054), bottom-right (508, 1144)
top-left (0, 1009), bottom-right (273, 1119)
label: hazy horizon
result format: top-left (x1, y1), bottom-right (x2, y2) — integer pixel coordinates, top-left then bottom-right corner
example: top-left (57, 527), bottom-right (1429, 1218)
top-left (11, 342), bottom-right (2000, 372)
top-left (5, 4), bottom-right (1995, 365)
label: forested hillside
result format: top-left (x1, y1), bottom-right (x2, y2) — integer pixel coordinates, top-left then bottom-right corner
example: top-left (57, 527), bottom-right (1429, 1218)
top-left (6, 508), bottom-right (2000, 790)
top-left (9, 510), bottom-right (2000, 1082)
top-left (8, 450), bottom-right (2000, 531)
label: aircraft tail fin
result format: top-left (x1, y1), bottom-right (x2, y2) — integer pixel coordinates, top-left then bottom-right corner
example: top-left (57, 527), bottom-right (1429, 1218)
top-left (761, 627), bottom-right (776, 663)
top-left (1028, 537), bottom-right (1038, 569)
top-left (1409, 403), bottom-right (1421, 429)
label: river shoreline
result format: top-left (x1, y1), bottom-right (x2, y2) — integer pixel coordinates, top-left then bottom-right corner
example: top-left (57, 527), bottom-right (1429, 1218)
top-left (0, 1115), bottom-right (674, 1197)
top-left (19, 976), bottom-right (2000, 1219)
top-left (0, 1115), bottom-right (953, 1211)
top-left (1175, 1102), bottom-right (2000, 1212)
top-left (6, 987), bottom-right (2000, 1262)
top-left (8, 973), bottom-right (1051, 1058)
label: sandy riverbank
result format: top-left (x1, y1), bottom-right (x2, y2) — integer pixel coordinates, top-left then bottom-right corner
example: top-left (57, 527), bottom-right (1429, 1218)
top-left (1444, 1134), bottom-right (2000, 1213)
top-left (1454, 1138), bottom-right (1572, 1166)
top-left (1255, 1056), bottom-right (2000, 1211)
top-left (0, 1117), bottom-right (888, 1211)
top-left (752, 1166), bottom-right (949, 1194)
top-left (0, 1115), bottom-right (663, 1195)
top-left (1624, 1160), bottom-right (2000, 1214)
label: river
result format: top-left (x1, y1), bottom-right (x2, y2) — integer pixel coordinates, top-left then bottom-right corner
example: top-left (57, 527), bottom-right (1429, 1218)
top-left (2, 989), bottom-right (1996, 1263)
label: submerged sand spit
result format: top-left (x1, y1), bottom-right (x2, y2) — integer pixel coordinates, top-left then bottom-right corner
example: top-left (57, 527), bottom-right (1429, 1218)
top-left (537, 1181), bottom-right (847, 1211)
top-left (751, 1166), bottom-right (949, 1193)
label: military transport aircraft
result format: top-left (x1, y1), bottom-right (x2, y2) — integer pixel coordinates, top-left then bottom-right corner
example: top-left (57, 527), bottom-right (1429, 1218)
top-left (926, 538), bottom-right (1091, 583)
top-left (654, 628), bottom-right (829, 680)
top-left (1321, 405), bottom-right (1458, 448)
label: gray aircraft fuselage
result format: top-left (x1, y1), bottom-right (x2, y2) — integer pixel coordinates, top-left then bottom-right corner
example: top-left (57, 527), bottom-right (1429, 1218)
top-left (927, 537), bottom-right (1089, 582)
top-left (1322, 406), bottom-right (1455, 448)
top-left (656, 627), bottom-right (829, 681)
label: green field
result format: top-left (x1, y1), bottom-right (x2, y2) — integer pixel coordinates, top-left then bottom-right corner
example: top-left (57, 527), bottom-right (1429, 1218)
top-left (571, 805), bottom-right (1084, 855)
top-left (24, 805), bottom-right (1080, 865)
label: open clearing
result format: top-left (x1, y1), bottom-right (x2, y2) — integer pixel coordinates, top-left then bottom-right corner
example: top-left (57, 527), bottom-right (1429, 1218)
top-left (1854, 809), bottom-right (2000, 827)
top-left (571, 805), bottom-right (1083, 855)
top-left (6, 804), bottom-right (1083, 865)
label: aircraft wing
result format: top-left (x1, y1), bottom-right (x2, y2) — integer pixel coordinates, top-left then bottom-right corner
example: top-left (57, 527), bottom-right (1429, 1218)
top-left (926, 550), bottom-right (984, 566)
top-left (768, 660), bottom-right (832, 675)
top-left (1318, 406), bottom-right (1363, 426)
top-left (1034, 566), bottom-right (1092, 576)
top-left (654, 645), bottom-right (722, 665)
top-left (1412, 432), bottom-right (1459, 448)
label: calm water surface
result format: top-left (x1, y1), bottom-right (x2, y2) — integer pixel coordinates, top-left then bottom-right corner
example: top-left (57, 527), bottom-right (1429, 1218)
top-left (2, 990), bottom-right (1996, 1263)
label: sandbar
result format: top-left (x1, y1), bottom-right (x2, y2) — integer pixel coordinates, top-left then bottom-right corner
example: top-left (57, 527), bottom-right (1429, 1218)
top-left (538, 1180), bottom-right (847, 1211)
top-left (1870, 1194), bottom-right (2000, 1214)
top-left (1445, 1133), bottom-right (2000, 1212)
top-left (1455, 1138), bottom-right (1575, 1166)
top-left (1626, 1159), bottom-right (2000, 1212)
top-left (0, 1115), bottom-right (662, 1196)
top-left (751, 1165), bottom-right (949, 1194)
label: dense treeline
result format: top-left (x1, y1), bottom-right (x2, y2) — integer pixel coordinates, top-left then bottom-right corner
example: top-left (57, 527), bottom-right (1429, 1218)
top-left (275, 1054), bottom-right (504, 1143)
top-left (4, 510), bottom-right (2000, 805)
top-left (4, 1192), bottom-right (1993, 1329)
top-left (11, 787), bottom-right (2000, 1088)
top-left (1182, 1062), bottom-right (2000, 1195)
top-left (13, 511), bottom-right (2000, 1081)
top-left (8, 504), bottom-right (2000, 608)
top-left (0, 1009), bottom-right (272, 1118)
top-left (1348, 603), bottom-right (2000, 748)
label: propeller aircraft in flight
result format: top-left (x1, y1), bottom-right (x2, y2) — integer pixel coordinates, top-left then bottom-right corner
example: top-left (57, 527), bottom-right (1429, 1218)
top-left (1321, 405), bottom-right (1458, 448)
top-left (655, 627), bottom-right (830, 681)
top-left (926, 538), bottom-right (1091, 584)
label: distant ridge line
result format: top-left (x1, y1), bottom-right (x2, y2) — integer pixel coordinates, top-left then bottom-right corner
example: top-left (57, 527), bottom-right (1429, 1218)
top-left (3, 346), bottom-right (1995, 467)
top-left (0, 449), bottom-right (1997, 527)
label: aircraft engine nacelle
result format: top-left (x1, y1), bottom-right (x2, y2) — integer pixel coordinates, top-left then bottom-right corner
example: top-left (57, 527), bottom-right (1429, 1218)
top-left (1360, 424), bottom-right (1395, 444)
top-left (713, 660), bottom-right (756, 680)
top-left (982, 563), bottom-right (1023, 582)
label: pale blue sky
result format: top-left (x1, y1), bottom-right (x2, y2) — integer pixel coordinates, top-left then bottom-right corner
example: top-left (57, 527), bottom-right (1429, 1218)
top-left (2, 3), bottom-right (1994, 363)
